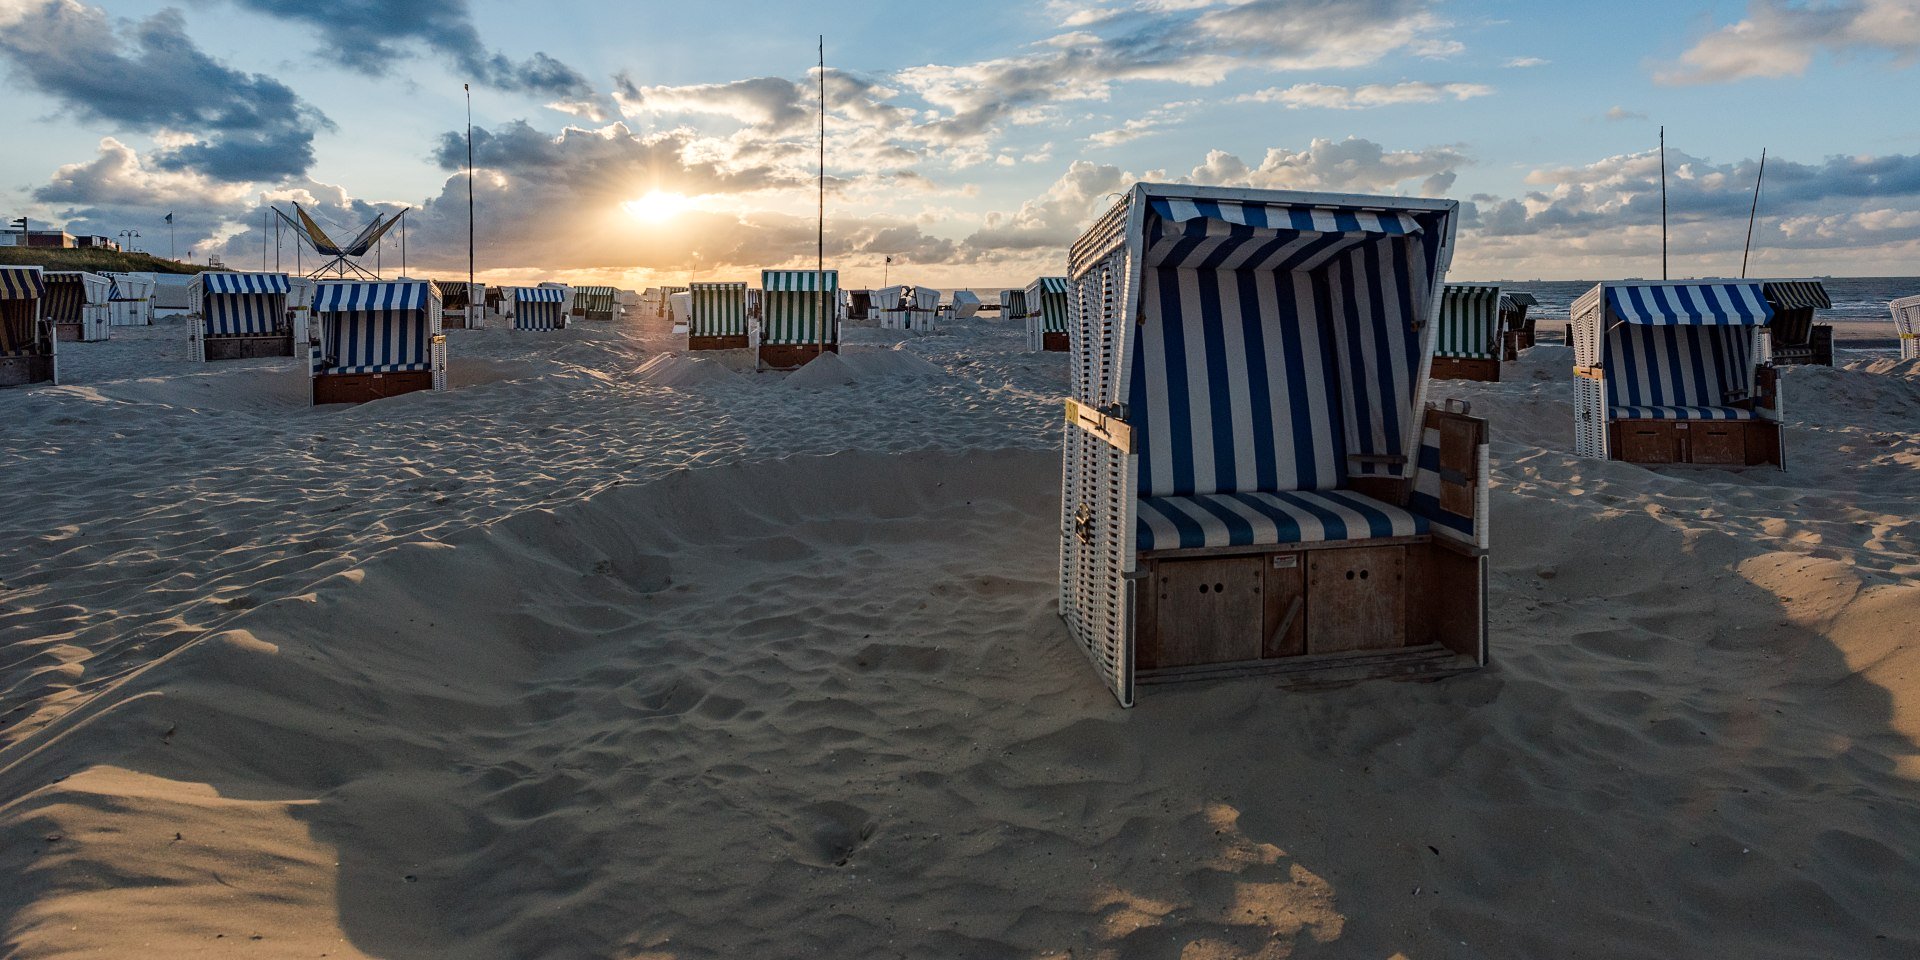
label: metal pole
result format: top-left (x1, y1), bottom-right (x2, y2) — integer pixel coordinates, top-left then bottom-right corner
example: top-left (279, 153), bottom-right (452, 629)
top-left (401, 213), bottom-right (407, 277)
top-left (817, 35), bottom-right (825, 357)
top-left (263, 209), bottom-right (268, 270)
top-left (1659, 126), bottom-right (1668, 281)
top-left (1741, 148), bottom-right (1766, 279)
top-left (467, 83), bottom-right (476, 316)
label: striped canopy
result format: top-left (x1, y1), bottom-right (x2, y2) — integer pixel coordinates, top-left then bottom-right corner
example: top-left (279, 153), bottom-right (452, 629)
top-left (1145, 197), bottom-right (1425, 272)
top-left (1028, 277), bottom-right (1070, 334)
top-left (1503, 292), bottom-right (1538, 308)
top-left (1605, 283), bottom-right (1773, 326)
top-left (315, 280), bottom-right (433, 312)
top-left (1436, 284), bottom-right (1501, 359)
top-left (1762, 280), bottom-right (1831, 311)
top-left (0, 267), bottom-right (44, 300)
top-left (510, 286), bottom-right (567, 303)
top-left (689, 281), bottom-right (747, 336)
top-left (1001, 290), bottom-right (1027, 317)
top-left (201, 272), bottom-right (291, 295)
top-left (574, 286), bottom-right (618, 313)
top-left (760, 270), bottom-right (838, 345)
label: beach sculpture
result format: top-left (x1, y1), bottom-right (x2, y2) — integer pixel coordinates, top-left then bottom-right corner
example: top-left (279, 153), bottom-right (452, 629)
top-left (308, 279), bottom-right (446, 404)
top-left (190, 272), bottom-right (294, 361)
top-left (1057, 183), bottom-right (1489, 706)
top-left (1572, 280), bottom-right (1783, 467)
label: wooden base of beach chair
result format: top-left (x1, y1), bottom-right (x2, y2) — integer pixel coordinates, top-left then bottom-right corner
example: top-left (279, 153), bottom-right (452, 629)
top-left (442, 314), bottom-right (468, 330)
top-left (1430, 355), bottom-right (1501, 382)
top-left (312, 370), bottom-right (435, 405)
top-left (1500, 331), bottom-right (1536, 361)
top-left (1134, 538), bottom-right (1484, 687)
top-left (759, 343), bottom-right (837, 369)
top-left (0, 354), bottom-right (54, 388)
top-left (689, 334), bottom-right (749, 351)
top-left (53, 322), bottom-right (82, 342)
top-left (1043, 332), bottom-right (1069, 352)
top-left (1609, 418), bottom-right (1781, 468)
top-left (205, 334), bottom-right (294, 361)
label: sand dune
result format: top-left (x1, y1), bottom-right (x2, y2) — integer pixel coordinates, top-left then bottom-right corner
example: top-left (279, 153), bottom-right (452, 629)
top-left (1, 316), bottom-right (1917, 958)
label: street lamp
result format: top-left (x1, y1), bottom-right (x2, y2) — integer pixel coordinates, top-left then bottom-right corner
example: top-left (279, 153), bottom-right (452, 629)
top-left (118, 229), bottom-right (141, 253)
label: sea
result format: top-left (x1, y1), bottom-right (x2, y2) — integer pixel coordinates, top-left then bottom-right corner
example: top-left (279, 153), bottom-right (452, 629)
top-left (1499, 276), bottom-right (1916, 358)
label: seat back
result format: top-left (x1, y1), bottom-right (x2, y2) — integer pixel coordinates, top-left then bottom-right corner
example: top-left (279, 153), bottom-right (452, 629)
top-left (1605, 324), bottom-right (1754, 408)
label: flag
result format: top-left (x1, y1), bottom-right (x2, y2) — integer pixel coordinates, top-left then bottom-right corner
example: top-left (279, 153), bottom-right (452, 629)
top-left (164, 213), bottom-right (173, 224)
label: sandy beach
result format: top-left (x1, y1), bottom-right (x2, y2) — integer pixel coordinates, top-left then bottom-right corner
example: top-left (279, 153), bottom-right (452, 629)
top-left (2, 315), bottom-right (1917, 958)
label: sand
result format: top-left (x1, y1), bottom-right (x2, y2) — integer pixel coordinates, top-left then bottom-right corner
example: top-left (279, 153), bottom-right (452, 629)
top-left (1, 314), bottom-right (1917, 959)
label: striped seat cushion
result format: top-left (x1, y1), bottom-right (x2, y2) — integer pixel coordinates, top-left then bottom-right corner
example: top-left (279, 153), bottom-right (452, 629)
top-left (1609, 405), bottom-right (1755, 421)
top-left (1136, 489), bottom-right (1428, 552)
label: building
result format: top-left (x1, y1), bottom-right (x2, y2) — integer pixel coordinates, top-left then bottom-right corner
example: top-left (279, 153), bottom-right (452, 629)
top-left (1, 227), bottom-right (76, 248)
top-left (73, 235), bottom-right (121, 252)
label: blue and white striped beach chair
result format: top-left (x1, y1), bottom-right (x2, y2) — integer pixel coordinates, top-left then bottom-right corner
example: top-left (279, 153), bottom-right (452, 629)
top-left (309, 280), bottom-right (447, 404)
top-left (192, 272), bottom-right (292, 361)
top-left (507, 286), bottom-right (568, 331)
top-left (688, 281), bottom-right (749, 349)
top-left (1571, 281), bottom-right (1783, 467)
top-left (1431, 283), bottom-right (1502, 381)
top-left (0, 266), bottom-right (54, 388)
top-left (1057, 184), bottom-right (1490, 705)
top-left (1025, 277), bottom-right (1069, 351)
top-left (759, 270), bottom-right (838, 368)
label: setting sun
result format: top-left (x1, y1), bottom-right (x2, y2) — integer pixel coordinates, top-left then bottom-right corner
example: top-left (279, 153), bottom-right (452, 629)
top-left (623, 190), bottom-right (695, 223)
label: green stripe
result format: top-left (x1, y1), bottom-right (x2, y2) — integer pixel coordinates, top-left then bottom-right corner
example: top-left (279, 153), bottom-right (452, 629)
top-left (1437, 285), bottom-right (1500, 358)
top-left (690, 283), bottom-right (747, 336)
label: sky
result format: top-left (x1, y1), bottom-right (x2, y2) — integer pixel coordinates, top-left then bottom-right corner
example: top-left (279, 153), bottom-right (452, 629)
top-left (0, 0), bottom-right (1917, 290)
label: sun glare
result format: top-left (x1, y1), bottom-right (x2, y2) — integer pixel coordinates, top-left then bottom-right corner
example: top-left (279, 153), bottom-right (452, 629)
top-left (624, 190), bottom-right (695, 223)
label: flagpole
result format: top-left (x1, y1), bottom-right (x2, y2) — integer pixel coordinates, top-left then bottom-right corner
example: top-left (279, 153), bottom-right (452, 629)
top-left (1659, 126), bottom-right (1668, 281)
top-left (816, 35), bottom-right (826, 358)
top-left (466, 83), bottom-right (476, 323)
top-left (1741, 147), bottom-right (1766, 279)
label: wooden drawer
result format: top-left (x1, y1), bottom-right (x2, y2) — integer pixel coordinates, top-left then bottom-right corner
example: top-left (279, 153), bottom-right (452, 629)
top-left (1683, 421), bottom-right (1747, 465)
top-left (1143, 556), bottom-right (1265, 669)
top-left (1306, 545), bottom-right (1408, 654)
top-left (1614, 420), bottom-right (1676, 463)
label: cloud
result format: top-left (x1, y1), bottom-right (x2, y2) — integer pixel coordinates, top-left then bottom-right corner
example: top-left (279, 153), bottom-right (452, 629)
top-left (1503, 56), bottom-right (1549, 68)
top-left (965, 160), bottom-right (1137, 252)
top-left (1659, 0), bottom-right (1920, 84)
top-left (896, 0), bottom-right (1454, 144)
top-left (1236, 81), bottom-right (1492, 109)
top-left (226, 0), bottom-right (602, 103)
top-left (0, 1), bottom-right (330, 181)
top-left (1604, 106), bottom-right (1648, 121)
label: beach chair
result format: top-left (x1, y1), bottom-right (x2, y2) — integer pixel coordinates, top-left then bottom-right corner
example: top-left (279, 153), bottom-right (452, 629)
top-left (657, 286), bottom-right (688, 324)
top-left (687, 281), bottom-right (749, 349)
top-left (903, 286), bottom-right (939, 331)
top-left (669, 291), bottom-right (691, 333)
top-left (1499, 292), bottom-right (1538, 358)
top-left (308, 280), bottom-right (446, 404)
top-left (1057, 184), bottom-right (1489, 706)
top-left (999, 288), bottom-right (1028, 320)
top-left (44, 272), bottom-right (112, 344)
top-left (190, 272), bottom-right (292, 361)
top-left (572, 286), bottom-right (619, 323)
top-left (948, 290), bottom-right (982, 320)
top-left (505, 286), bottom-right (568, 330)
top-left (1759, 281), bottom-right (1833, 366)
top-left (1894, 295), bottom-right (1920, 361)
top-left (1572, 281), bottom-right (1782, 468)
top-left (432, 280), bottom-right (483, 329)
top-left (104, 273), bottom-right (156, 326)
top-left (1025, 277), bottom-right (1069, 351)
top-left (1431, 283), bottom-right (1503, 382)
top-left (0, 266), bottom-right (54, 388)
top-left (759, 270), bottom-right (838, 369)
